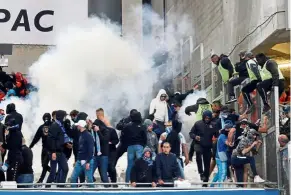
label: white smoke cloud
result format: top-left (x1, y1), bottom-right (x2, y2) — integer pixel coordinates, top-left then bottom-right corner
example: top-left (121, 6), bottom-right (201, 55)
top-left (1, 6), bottom-right (199, 180)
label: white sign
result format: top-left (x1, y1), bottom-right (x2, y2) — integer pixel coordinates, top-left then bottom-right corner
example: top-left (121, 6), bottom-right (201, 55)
top-left (0, 0), bottom-right (88, 45)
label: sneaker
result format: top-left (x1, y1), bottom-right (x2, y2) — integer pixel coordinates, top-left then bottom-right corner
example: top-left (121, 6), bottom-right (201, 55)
top-left (262, 105), bottom-right (271, 114)
top-left (226, 96), bottom-right (237, 104)
top-left (246, 104), bottom-right (255, 114)
top-left (254, 119), bottom-right (261, 126)
top-left (200, 174), bottom-right (206, 181)
top-left (254, 175), bottom-right (265, 183)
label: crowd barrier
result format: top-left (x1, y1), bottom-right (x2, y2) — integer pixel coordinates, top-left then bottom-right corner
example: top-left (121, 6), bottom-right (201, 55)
top-left (0, 189), bottom-right (281, 195)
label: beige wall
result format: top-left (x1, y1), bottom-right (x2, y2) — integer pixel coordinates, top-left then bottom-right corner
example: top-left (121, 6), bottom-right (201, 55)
top-left (163, 0), bottom-right (289, 97)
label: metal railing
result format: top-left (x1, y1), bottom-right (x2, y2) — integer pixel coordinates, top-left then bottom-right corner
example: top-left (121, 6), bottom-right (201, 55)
top-left (0, 182), bottom-right (277, 190)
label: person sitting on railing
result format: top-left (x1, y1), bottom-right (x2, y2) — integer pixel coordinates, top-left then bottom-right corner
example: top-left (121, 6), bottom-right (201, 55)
top-left (255, 53), bottom-right (285, 114)
top-left (239, 52), bottom-right (263, 114)
top-left (12, 72), bottom-right (28, 98)
top-left (3, 81), bottom-right (16, 100)
top-left (225, 51), bottom-right (250, 104)
top-left (231, 129), bottom-right (265, 187)
top-left (130, 147), bottom-right (157, 188)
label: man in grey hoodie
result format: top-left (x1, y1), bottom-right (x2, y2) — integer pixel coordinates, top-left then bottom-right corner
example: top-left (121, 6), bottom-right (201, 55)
top-left (144, 119), bottom-right (158, 159)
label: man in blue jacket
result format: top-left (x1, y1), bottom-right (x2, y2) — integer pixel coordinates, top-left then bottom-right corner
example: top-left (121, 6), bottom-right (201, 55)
top-left (70, 120), bottom-right (94, 187)
top-left (156, 142), bottom-right (182, 187)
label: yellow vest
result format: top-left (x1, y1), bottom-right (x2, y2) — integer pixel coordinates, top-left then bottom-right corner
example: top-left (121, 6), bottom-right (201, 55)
top-left (261, 60), bottom-right (284, 81)
top-left (246, 59), bottom-right (259, 81)
top-left (196, 104), bottom-right (213, 121)
top-left (218, 62), bottom-right (230, 83)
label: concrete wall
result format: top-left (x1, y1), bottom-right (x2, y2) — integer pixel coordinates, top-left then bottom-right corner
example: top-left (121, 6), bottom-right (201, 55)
top-left (163, 0), bottom-right (289, 96)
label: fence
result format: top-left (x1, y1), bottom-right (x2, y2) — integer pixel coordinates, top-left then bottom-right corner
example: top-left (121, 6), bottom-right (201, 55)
top-left (232, 82), bottom-right (289, 194)
top-left (0, 189), bottom-right (281, 195)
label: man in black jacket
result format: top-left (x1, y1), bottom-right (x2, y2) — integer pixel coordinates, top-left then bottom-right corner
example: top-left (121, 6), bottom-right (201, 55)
top-left (17, 138), bottom-right (34, 188)
top-left (107, 127), bottom-right (119, 184)
top-left (226, 51), bottom-right (249, 104)
top-left (130, 147), bottom-right (156, 187)
top-left (5, 103), bottom-right (23, 131)
top-left (189, 110), bottom-right (219, 186)
top-left (3, 118), bottom-right (23, 181)
top-left (123, 111), bottom-right (147, 182)
top-left (46, 110), bottom-right (69, 186)
top-left (92, 119), bottom-right (110, 184)
top-left (256, 53), bottom-right (285, 114)
top-left (156, 142), bottom-right (182, 187)
top-left (115, 109), bottom-right (137, 165)
top-left (29, 113), bottom-right (52, 183)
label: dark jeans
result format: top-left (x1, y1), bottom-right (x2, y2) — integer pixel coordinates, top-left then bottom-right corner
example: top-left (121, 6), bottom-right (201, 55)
top-left (231, 156), bottom-right (258, 185)
top-left (108, 150), bottom-right (117, 183)
top-left (115, 143), bottom-right (127, 165)
top-left (196, 146), bottom-right (212, 182)
top-left (257, 79), bottom-right (284, 105)
top-left (46, 152), bottom-right (68, 185)
top-left (17, 174), bottom-right (34, 188)
top-left (156, 120), bottom-right (165, 139)
top-left (228, 77), bottom-right (247, 97)
top-left (242, 80), bottom-right (259, 106)
top-left (38, 148), bottom-right (50, 182)
top-left (7, 161), bottom-right (21, 181)
top-left (93, 155), bottom-right (109, 183)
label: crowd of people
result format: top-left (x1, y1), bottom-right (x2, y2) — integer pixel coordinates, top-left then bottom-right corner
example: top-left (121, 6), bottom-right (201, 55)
top-left (0, 68), bottom-right (34, 101)
top-left (0, 52), bottom-right (288, 189)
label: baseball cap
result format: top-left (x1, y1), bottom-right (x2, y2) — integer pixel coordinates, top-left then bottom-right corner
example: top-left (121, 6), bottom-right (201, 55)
top-left (75, 120), bottom-right (87, 128)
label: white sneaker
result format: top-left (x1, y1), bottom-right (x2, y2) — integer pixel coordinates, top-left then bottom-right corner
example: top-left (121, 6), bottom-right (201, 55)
top-left (254, 175), bottom-right (265, 183)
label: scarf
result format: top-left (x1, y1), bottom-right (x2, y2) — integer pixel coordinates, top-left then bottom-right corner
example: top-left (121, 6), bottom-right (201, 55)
top-left (56, 120), bottom-right (72, 143)
top-left (90, 129), bottom-right (101, 156)
top-left (143, 156), bottom-right (153, 166)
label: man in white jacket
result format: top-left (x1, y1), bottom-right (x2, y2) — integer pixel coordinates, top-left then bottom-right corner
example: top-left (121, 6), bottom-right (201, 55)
top-left (149, 89), bottom-right (169, 138)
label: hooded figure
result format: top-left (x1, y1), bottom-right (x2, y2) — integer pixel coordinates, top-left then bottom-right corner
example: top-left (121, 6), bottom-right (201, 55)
top-left (149, 89), bottom-right (169, 135)
top-left (189, 110), bottom-right (219, 185)
top-left (2, 118), bottom-right (23, 181)
top-left (5, 103), bottom-right (23, 131)
top-left (123, 111), bottom-right (147, 182)
top-left (185, 98), bottom-right (212, 121)
top-left (46, 110), bottom-right (69, 185)
top-left (29, 113), bottom-right (52, 183)
top-left (130, 147), bottom-right (156, 187)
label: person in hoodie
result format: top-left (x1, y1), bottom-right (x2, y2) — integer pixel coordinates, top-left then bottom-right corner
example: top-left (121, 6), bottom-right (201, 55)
top-left (122, 111), bottom-right (147, 182)
top-left (0, 67), bottom-right (13, 93)
top-left (2, 118), bottom-right (23, 181)
top-left (166, 102), bottom-right (189, 179)
top-left (5, 103), bottom-right (23, 131)
top-left (226, 51), bottom-right (249, 104)
top-left (156, 142), bottom-right (182, 187)
top-left (29, 113), bottom-right (52, 183)
top-left (130, 147), bottom-right (157, 187)
top-left (70, 120), bottom-right (94, 188)
top-left (149, 89), bottom-right (169, 137)
top-left (92, 119), bottom-right (110, 184)
top-left (0, 109), bottom-right (5, 181)
top-left (115, 109), bottom-right (137, 165)
top-left (256, 53), bottom-right (285, 114)
top-left (189, 110), bottom-right (219, 186)
top-left (210, 123), bottom-right (232, 187)
top-left (107, 126), bottom-right (119, 184)
top-left (46, 110), bottom-right (69, 186)
top-left (3, 81), bottom-right (16, 100)
top-left (185, 98), bottom-right (212, 121)
top-left (144, 119), bottom-right (158, 159)
top-left (17, 138), bottom-right (34, 188)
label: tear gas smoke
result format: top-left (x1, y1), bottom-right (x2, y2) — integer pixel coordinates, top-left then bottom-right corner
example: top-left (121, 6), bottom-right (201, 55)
top-left (178, 91), bottom-right (207, 142)
top-left (1, 7), bottom-right (201, 180)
